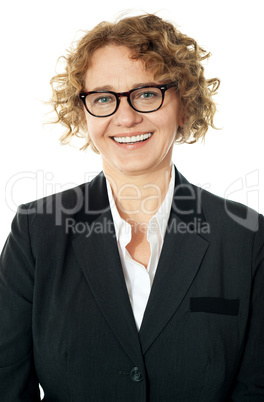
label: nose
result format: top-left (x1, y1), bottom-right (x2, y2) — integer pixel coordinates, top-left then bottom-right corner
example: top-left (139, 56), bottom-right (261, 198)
top-left (112, 97), bottom-right (143, 127)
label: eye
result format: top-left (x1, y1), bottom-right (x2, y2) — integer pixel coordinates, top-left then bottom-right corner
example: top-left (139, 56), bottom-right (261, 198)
top-left (133, 88), bottom-right (161, 102)
top-left (94, 95), bottom-right (114, 105)
top-left (139, 91), bottom-right (158, 99)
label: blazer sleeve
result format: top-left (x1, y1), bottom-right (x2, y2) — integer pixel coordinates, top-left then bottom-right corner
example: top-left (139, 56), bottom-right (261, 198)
top-left (232, 213), bottom-right (264, 400)
top-left (0, 206), bottom-right (40, 401)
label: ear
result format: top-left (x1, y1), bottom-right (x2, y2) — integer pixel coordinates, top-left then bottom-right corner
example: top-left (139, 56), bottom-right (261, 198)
top-left (178, 110), bottom-right (186, 128)
top-left (177, 100), bottom-right (185, 128)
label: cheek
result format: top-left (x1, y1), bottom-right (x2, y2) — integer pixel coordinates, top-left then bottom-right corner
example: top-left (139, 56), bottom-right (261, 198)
top-left (85, 115), bottom-right (109, 142)
top-left (153, 113), bottom-right (179, 138)
top-left (151, 99), bottom-right (181, 136)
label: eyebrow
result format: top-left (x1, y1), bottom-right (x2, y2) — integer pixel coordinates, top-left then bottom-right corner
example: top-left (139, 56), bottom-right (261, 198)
top-left (88, 82), bottom-right (159, 92)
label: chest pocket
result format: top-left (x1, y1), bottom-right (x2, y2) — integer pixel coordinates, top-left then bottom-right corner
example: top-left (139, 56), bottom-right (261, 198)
top-left (190, 297), bottom-right (239, 316)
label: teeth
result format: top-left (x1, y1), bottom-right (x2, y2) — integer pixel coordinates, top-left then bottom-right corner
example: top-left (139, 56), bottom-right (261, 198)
top-left (113, 133), bottom-right (152, 144)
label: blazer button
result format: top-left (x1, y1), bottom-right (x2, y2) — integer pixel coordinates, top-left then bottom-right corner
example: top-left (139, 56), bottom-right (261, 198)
top-left (130, 367), bottom-right (143, 382)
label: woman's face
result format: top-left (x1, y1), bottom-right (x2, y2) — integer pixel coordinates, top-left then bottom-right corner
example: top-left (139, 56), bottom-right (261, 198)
top-left (84, 45), bottom-right (183, 178)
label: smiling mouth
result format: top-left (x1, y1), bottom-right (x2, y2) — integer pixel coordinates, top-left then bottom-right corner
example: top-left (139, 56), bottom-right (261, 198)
top-left (112, 133), bottom-right (153, 144)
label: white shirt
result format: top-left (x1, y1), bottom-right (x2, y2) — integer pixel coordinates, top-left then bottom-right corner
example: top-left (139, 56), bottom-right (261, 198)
top-left (106, 166), bottom-right (175, 330)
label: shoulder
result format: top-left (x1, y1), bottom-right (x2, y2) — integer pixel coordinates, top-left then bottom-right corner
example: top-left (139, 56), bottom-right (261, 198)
top-left (13, 172), bottom-right (109, 243)
top-left (189, 183), bottom-right (264, 274)
top-left (18, 171), bottom-right (107, 220)
top-left (198, 185), bottom-right (261, 234)
top-left (174, 167), bottom-right (262, 235)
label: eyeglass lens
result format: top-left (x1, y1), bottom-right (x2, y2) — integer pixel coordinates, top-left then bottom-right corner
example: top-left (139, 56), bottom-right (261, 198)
top-left (85, 87), bottom-right (163, 116)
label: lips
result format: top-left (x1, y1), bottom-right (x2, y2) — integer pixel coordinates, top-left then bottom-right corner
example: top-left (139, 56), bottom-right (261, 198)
top-left (112, 132), bottom-right (153, 144)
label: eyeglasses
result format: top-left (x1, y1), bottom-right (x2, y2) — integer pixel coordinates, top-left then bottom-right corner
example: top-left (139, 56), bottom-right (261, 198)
top-left (79, 83), bottom-right (177, 117)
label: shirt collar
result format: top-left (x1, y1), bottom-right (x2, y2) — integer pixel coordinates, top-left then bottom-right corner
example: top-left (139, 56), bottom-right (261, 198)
top-left (106, 165), bottom-right (175, 242)
top-left (152, 165), bottom-right (175, 239)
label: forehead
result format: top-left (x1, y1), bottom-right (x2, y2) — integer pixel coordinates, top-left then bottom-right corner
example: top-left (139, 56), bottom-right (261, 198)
top-left (84, 45), bottom-right (155, 91)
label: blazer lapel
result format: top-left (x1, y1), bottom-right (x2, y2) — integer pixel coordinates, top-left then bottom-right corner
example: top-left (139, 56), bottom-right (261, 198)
top-left (139, 168), bottom-right (210, 354)
top-left (71, 169), bottom-right (209, 363)
top-left (72, 174), bottom-right (145, 371)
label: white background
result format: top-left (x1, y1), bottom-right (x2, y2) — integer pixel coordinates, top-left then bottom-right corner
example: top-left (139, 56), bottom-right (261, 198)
top-left (1, 0), bottom-right (263, 251)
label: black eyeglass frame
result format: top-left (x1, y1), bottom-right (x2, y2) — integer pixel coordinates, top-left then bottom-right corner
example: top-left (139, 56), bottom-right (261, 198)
top-left (79, 83), bottom-right (177, 117)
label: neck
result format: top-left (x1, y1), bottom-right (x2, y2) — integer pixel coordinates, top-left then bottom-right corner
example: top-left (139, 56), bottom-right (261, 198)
top-left (104, 163), bottom-right (173, 224)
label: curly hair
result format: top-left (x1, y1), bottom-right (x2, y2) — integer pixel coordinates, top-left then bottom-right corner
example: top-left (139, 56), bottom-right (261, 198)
top-left (49, 13), bottom-right (220, 151)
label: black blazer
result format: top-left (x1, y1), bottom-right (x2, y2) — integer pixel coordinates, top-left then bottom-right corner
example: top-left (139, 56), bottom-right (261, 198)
top-left (0, 167), bottom-right (264, 401)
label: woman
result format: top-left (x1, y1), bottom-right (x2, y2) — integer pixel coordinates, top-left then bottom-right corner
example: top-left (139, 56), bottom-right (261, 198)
top-left (0, 13), bottom-right (263, 401)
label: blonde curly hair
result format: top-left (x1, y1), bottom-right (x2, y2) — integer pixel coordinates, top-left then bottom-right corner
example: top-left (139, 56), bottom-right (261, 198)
top-left (50, 13), bottom-right (220, 151)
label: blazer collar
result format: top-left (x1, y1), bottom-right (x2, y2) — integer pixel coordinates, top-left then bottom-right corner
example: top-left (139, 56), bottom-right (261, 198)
top-left (139, 167), bottom-right (210, 352)
top-left (72, 166), bottom-right (209, 361)
top-left (75, 166), bottom-right (207, 227)
top-left (72, 173), bottom-right (145, 372)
